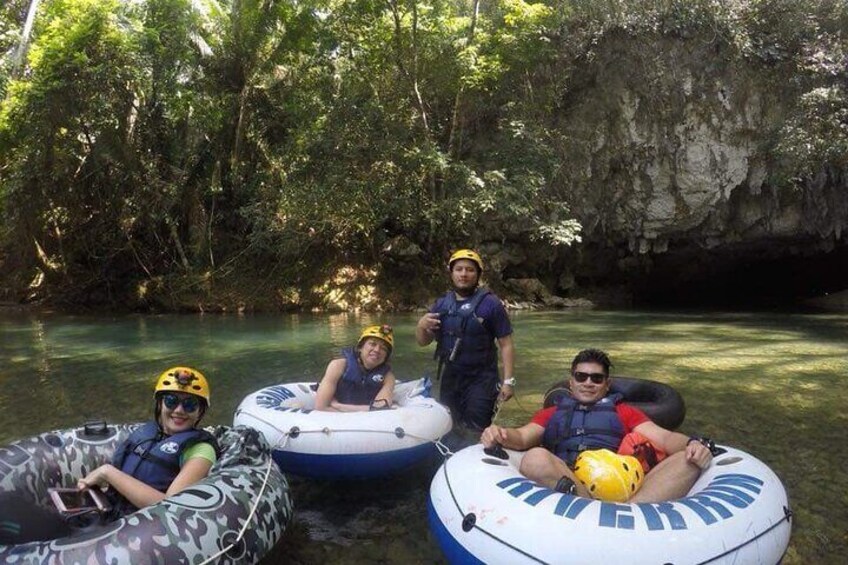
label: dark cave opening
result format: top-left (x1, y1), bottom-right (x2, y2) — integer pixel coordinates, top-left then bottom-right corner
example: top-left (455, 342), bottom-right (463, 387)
top-left (632, 241), bottom-right (848, 308)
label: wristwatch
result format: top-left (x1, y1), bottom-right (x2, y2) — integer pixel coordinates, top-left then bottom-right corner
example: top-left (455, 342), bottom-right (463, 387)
top-left (502, 377), bottom-right (516, 387)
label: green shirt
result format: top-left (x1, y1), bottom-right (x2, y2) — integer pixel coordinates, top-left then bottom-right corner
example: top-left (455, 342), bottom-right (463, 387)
top-left (180, 442), bottom-right (217, 466)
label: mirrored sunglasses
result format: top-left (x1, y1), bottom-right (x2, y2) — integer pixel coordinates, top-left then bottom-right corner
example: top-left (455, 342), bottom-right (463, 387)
top-left (161, 393), bottom-right (200, 413)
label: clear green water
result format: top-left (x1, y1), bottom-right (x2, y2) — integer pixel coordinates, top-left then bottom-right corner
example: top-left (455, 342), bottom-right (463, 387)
top-left (1, 309), bottom-right (846, 563)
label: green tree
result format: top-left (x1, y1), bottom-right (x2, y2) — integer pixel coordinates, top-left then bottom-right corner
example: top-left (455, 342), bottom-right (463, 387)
top-left (4, 0), bottom-right (843, 309)
top-left (0, 0), bottom-right (139, 300)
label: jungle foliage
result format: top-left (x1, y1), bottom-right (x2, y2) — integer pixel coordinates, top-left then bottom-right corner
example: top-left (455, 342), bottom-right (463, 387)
top-left (0, 0), bottom-right (845, 308)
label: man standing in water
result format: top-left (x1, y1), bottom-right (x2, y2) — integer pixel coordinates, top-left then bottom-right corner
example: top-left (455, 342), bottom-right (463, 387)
top-left (416, 249), bottom-right (515, 434)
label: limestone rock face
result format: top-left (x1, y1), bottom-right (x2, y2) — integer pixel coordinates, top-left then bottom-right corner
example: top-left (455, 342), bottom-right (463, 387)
top-left (542, 32), bottom-right (847, 303)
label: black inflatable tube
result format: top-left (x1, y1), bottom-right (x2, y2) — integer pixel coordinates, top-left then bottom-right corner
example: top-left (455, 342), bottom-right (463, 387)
top-left (542, 376), bottom-right (686, 430)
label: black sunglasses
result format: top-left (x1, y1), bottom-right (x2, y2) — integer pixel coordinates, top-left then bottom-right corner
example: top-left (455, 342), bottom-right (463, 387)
top-left (572, 371), bottom-right (608, 384)
top-left (161, 393), bottom-right (200, 413)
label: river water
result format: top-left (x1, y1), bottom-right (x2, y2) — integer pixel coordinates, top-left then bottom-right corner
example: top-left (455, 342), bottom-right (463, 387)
top-left (1, 309), bottom-right (846, 563)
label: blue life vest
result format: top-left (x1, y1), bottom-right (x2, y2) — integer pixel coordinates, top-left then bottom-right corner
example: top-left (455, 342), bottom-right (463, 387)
top-left (542, 393), bottom-right (626, 466)
top-left (110, 421), bottom-right (217, 511)
top-left (334, 347), bottom-right (390, 405)
top-left (435, 288), bottom-right (496, 368)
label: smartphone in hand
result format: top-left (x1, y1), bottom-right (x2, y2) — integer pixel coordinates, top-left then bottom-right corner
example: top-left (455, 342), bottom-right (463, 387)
top-left (48, 487), bottom-right (110, 515)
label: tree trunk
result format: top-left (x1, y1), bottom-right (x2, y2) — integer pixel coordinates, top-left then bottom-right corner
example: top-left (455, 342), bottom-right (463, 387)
top-left (232, 87), bottom-right (249, 168)
top-left (169, 222), bottom-right (190, 270)
top-left (448, 0), bottom-right (480, 160)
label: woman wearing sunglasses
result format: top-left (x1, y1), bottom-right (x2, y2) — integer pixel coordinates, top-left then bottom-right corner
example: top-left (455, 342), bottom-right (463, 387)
top-left (77, 367), bottom-right (218, 516)
top-left (480, 349), bottom-right (713, 503)
top-left (0, 367), bottom-right (217, 544)
top-left (315, 325), bottom-right (397, 412)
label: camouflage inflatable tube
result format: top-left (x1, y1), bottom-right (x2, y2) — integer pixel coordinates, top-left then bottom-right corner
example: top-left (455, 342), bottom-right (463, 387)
top-left (0, 423), bottom-right (292, 564)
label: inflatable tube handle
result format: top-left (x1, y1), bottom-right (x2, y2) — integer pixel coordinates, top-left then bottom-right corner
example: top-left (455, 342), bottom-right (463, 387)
top-left (83, 420), bottom-right (109, 436)
top-left (483, 444), bottom-right (509, 460)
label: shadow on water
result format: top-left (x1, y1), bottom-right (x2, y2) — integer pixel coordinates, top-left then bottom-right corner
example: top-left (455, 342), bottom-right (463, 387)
top-left (261, 453), bottom-right (447, 565)
top-left (1, 309), bottom-right (846, 563)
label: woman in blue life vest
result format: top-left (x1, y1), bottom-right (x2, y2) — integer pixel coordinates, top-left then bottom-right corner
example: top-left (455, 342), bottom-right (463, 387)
top-left (78, 367), bottom-right (218, 514)
top-left (0, 367), bottom-right (217, 544)
top-left (315, 325), bottom-right (397, 411)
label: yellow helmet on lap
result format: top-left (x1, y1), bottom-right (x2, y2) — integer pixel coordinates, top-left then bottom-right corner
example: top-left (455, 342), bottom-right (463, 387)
top-left (448, 249), bottom-right (483, 272)
top-left (573, 449), bottom-right (643, 502)
top-left (155, 367), bottom-right (211, 406)
top-left (358, 324), bottom-right (394, 352)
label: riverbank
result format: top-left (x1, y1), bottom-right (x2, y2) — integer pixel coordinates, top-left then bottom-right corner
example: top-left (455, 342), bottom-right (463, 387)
top-left (4, 265), bottom-right (845, 314)
top-left (6, 283), bottom-right (848, 315)
top-left (0, 270), bottom-right (602, 314)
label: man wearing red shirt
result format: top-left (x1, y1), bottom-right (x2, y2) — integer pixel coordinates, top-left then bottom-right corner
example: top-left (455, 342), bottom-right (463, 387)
top-left (480, 349), bottom-right (712, 503)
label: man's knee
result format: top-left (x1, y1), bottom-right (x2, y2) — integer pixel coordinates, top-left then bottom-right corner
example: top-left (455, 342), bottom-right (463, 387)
top-left (652, 450), bottom-right (700, 474)
top-left (633, 451), bottom-right (703, 503)
top-left (519, 447), bottom-right (557, 477)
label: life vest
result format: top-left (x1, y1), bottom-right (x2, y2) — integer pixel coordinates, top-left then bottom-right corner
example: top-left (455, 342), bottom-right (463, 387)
top-left (333, 347), bottom-right (390, 405)
top-left (434, 288), bottom-right (496, 368)
top-left (542, 393), bottom-right (626, 466)
top-left (110, 421), bottom-right (218, 513)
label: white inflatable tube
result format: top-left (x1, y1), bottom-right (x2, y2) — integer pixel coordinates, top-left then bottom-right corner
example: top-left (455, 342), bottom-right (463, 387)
top-left (234, 378), bottom-right (452, 479)
top-left (429, 444), bottom-right (792, 564)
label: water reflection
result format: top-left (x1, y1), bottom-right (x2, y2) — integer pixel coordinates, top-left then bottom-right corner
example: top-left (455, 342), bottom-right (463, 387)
top-left (1, 309), bottom-right (846, 563)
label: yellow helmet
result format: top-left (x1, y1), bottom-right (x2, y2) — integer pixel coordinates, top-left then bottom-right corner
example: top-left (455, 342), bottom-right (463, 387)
top-left (358, 324), bottom-right (394, 352)
top-left (448, 249), bottom-right (483, 272)
top-left (573, 449), bottom-right (643, 502)
top-left (155, 367), bottom-right (211, 406)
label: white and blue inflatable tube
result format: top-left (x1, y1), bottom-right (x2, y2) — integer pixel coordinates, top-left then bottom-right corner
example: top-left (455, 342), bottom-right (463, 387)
top-left (234, 378), bottom-right (452, 479)
top-left (429, 444), bottom-right (792, 564)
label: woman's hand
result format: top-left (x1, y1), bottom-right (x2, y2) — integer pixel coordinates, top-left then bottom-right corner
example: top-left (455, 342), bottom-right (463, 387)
top-left (77, 464), bottom-right (115, 490)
